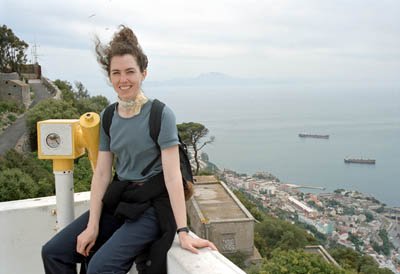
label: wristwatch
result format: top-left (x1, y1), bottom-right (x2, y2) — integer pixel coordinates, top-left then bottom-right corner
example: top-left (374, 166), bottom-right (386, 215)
top-left (176, 226), bottom-right (189, 234)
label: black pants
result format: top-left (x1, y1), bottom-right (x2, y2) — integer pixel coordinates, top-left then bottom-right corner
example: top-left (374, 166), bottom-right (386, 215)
top-left (41, 207), bottom-right (160, 274)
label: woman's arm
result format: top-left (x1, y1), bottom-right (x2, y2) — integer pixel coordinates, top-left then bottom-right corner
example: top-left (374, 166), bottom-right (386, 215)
top-left (76, 151), bottom-right (114, 256)
top-left (161, 145), bottom-right (217, 254)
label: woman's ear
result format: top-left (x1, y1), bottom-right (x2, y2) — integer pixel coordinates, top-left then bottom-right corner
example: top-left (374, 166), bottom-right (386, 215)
top-left (141, 69), bottom-right (147, 81)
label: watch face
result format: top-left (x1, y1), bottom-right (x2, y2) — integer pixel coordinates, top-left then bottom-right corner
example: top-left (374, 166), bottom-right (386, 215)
top-left (46, 133), bottom-right (61, 148)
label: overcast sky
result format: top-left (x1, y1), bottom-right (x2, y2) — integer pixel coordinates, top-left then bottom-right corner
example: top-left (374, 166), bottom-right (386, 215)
top-left (2, 0), bottom-right (400, 99)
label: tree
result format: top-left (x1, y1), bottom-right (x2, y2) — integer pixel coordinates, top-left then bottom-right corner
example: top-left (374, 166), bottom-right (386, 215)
top-left (364, 211), bottom-right (374, 222)
top-left (0, 25), bottom-right (28, 73)
top-left (54, 79), bottom-right (75, 104)
top-left (177, 122), bottom-right (214, 175)
top-left (26, 98), bottom-right (80, 150)
top-left (54, 79), bottom-right (109, 115)
top-left (74, 81), bottom-right (90, 101)
top-left (330, 247), bottom-right (394, 273)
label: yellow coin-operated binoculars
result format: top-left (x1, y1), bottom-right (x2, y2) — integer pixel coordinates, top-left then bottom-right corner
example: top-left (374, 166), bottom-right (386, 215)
top-left (37, 113), bottom-right (100, 230)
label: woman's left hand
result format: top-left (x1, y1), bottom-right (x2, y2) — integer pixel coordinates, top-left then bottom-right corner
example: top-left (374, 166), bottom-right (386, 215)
top-left (178, 232), bottom-right (218, 254)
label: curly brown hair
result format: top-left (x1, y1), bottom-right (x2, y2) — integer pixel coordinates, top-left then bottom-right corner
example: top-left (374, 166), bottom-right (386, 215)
top-left (95, 25), bottom-right (148, 75)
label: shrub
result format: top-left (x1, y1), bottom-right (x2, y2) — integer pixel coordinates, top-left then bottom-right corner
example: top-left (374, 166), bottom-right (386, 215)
top-left (7, 113), bottom-right (16, 122)
top-left (0, 100), bottom-right (24, 114)
top-left (0, 168), bottom-right (38, 202)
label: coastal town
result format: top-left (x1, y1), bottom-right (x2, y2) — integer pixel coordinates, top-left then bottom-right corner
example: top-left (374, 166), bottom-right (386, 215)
top-left (218, 168), bottom-right (400, 273)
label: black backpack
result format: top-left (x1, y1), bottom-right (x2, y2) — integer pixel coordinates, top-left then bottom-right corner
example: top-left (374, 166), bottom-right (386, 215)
top-left (102, 99), bottom-right (194, 200)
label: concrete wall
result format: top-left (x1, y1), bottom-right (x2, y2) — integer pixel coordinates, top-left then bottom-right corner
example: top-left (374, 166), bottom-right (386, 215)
top-left (210, 221), bottom-right (254, 255)
top-left (187, 178), bottom-right (255, 256)
top-left (0, 79), bottom-right (30, 107)
top-left (0, 192), bottom-right (245, 274)
top-left (42, 77), bottom-right (62, 99)
top-left (0, 72), bottom-right (19, 81)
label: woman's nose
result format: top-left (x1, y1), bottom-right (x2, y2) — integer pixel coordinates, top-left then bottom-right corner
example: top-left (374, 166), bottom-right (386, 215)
top-left (120, 72), bottom-right (128, 82)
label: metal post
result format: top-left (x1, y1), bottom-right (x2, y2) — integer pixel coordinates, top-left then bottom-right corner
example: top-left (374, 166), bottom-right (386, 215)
top-left (54, 169), bottom-right (75, 230)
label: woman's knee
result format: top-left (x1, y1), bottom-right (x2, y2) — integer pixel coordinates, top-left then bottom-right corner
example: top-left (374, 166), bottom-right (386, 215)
top-left (41, 241), bottom-right (52, 260)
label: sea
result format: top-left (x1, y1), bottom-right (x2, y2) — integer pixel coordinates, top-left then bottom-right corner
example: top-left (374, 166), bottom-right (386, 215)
top-left (145, 85), bottom-right (400, 207)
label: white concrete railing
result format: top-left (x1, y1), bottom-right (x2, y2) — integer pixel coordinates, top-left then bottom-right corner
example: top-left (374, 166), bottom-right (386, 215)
top-left (0, 192), bottom-right (245, 274)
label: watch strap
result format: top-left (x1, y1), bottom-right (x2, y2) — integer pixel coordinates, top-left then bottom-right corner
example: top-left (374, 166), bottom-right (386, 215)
top-left (176, 226), bottom-right (189, 234)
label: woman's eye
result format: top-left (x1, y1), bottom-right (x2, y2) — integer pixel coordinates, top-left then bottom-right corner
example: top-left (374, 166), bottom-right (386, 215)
top-left (112, 72), bottom-right (120, 75)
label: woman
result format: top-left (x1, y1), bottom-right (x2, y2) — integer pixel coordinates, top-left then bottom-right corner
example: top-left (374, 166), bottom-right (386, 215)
top-left (42, 25), bottom-right (216, 274)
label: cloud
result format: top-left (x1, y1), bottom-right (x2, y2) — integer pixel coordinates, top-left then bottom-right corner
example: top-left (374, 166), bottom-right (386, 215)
top-left (2, 0), bottom-right (400, 95)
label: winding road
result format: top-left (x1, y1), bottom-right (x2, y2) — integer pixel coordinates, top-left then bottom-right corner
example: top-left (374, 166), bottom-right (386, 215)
top-left (0, 80), bottom-right (52, 156)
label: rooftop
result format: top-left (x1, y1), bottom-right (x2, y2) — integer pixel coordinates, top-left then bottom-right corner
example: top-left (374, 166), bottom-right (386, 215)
top-left (193, 176), bottom-right (250, 221)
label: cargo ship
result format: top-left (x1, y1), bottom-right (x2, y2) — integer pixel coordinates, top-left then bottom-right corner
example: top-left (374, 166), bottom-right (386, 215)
top-left (298, 133), bottom-right (329, 139)
top-left (344, 158), bottom-right (376, 164)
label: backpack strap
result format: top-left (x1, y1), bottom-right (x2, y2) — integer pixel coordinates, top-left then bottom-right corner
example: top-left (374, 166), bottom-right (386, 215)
top-left (141, 99), bottom-right (165, 176)
top-left (103, 102), bottom-right (117, 138)
top-left (148, 99), bottom-right (165, 146)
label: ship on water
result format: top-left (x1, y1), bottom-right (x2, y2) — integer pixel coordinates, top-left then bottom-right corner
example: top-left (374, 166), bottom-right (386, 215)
top-left (344, 158), bottom-right (376, 164)
top-left (298, 133), bottom-right (329, 139)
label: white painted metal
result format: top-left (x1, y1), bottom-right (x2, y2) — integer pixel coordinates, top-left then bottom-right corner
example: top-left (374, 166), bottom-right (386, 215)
top-left (54, 170), bottom-right (75, 230)
top-left (0, 193), bottom-right (244, 274)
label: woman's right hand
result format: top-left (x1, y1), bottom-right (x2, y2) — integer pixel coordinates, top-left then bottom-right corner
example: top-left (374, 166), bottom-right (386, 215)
top-left (76, 225), bottom-right (99, 257)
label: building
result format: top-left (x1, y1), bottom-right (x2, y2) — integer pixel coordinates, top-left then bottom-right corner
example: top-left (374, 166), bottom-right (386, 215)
top-left (20, 64), bottom-right (42, 80)
top-left (288, 196), bottom-right (317, 217)
top-left (186, 176), bottom-right (260, 260)
top-left (0, 73), bottom-right (30, 107)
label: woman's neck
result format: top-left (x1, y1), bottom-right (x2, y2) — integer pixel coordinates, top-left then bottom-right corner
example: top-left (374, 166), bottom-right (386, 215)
top-left (117, 90), bottom-right (148, 118)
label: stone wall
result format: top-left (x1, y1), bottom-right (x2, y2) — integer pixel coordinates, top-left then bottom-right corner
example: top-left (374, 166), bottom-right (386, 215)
top-left (0, 79), bottom-right (30, 107)
top-left (21, 64), bottom-right (41, 80)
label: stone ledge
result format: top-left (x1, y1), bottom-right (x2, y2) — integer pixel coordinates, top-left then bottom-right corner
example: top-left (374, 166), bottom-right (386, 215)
top-left (168, 232), bottom-right (246, 274)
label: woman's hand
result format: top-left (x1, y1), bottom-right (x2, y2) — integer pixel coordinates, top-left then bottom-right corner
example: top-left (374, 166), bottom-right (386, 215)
top-left (178, 232), bottom-right (217, 254)
top-left (76, 225), bottom-right (99, 257)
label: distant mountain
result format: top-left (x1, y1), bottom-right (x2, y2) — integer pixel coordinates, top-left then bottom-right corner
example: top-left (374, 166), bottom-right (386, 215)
top-left (144, 72), bottom-right (290, 87)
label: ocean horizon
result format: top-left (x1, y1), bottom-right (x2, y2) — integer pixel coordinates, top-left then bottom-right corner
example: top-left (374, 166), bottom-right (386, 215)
top-left (145, 85), bottom-right (400, 207)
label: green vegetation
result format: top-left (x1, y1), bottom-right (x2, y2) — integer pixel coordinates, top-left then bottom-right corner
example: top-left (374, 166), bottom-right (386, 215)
top-left (0, 79), bottom-right (107, 201)
top-left (364, 211), bottom-right (374, 222)
top-left (53, 79), bottom-right (109, 116)
top-left (334, 189), bottom-right (345, 194)
top-left (374, 206), bottom-right (385, 213)
top-left (26, 98), bottom-right (80, 150)
top-left (0, 25), bottom-right (28, 73)
top-left (249, 249), bottom-right (348, 274)
top-left (225, 251), bottom-right (248, 270)
top-left (325, 199), bottom-right (342, 208)
top-left (371, 230), bottom-right (394, 256)
top-left (0, 101), bottom-right (25, 114)
top-left (253, 172), bottom-right (280, 182)
top-left (330, 247), bottom-right (394, 274)
top-left (26, 79), bottom-right (109, 151)
top-left (295, 221), bottom-right (328, 246)
top-left (197, 169), bottom-right (215, 176)
top-left (234, 190), bottom-right (265, 222)
top-left (233, 188), bottom-right (394, 274)
top-left (177, 122), bottom-right (214, 175)
top-left (7, 113), bottom-right (16, 122)
top-left (0, 101), bottom-right (24, 128)
top-left (348, 234), bottom-right (363, 251)
top-left (0, 149), bottom-right (93, 202)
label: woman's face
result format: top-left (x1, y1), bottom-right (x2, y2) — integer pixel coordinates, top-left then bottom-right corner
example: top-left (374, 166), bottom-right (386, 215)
top-left (109, 54), bottom-right (147, 100)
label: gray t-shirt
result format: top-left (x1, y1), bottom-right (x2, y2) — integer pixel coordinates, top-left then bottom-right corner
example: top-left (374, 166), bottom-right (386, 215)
top-left (99, 99), bottom-right (179, 182)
